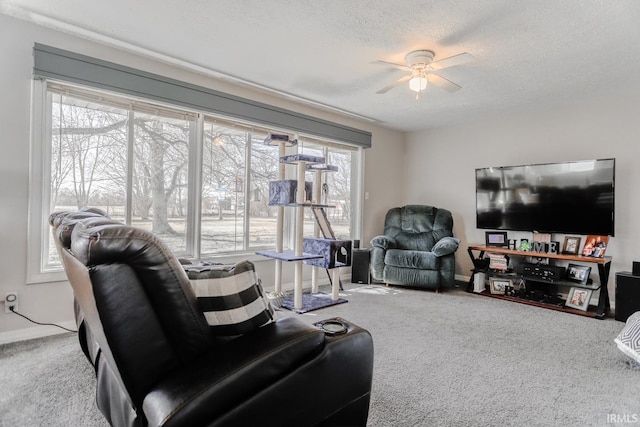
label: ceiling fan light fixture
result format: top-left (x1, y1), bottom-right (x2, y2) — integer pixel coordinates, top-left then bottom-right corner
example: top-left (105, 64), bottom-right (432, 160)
top-left (409, 75), bottom-right (427, 92)
top-left (374, 49), bottom-right (472, 95)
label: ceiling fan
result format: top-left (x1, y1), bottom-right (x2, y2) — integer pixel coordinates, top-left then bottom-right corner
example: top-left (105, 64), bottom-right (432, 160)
top-left (374, 50), bottom-right (474, 98)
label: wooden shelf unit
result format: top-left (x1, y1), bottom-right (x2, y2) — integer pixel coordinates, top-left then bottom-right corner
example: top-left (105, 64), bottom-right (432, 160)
top-left (467, 245), bottom-right (612, 319)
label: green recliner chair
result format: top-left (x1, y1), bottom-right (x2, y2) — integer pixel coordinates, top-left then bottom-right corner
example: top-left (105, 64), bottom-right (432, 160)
top-left (370, 205), bottom-right (459, 291)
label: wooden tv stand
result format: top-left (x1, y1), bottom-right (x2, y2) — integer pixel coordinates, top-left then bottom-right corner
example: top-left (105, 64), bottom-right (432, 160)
top-left (467, 245), bottom-right (612, 319)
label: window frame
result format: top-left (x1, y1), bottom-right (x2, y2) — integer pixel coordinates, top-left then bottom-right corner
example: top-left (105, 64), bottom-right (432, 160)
top-left (27, 79), bottom-right (364, 283)
top-left (27, 80), bottom-right (68, 283)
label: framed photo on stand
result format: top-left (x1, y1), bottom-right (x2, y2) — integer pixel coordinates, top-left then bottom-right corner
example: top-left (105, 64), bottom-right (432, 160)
top-left (489, 277), bottom-right (512, 295)
top-left (486, 231), bottom-right (508, 247)
top-left (566, 287), bottom-right (592, 311)
top-left (562, 236), bottom-right (582, 255)
top-left (582, 235), bottom-right (609, 258)
top-left (566, 263), bottom-right (591, 285)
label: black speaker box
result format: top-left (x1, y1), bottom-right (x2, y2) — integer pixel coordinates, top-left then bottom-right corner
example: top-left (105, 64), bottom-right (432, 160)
top-left (615, 272), bottom-right (640, 322)
top-left (633, 261), bottom-right (640, 276)
top-left (351, 249), bottom-right (370, 284)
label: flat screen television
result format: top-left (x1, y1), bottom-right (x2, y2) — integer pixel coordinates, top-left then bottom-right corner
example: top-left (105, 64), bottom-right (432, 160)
top-left (476, 159), bottom-right (615, 236)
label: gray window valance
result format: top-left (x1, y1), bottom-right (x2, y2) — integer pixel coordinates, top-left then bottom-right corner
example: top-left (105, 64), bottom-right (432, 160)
top-left (33, 43), bottom-right (372, 148)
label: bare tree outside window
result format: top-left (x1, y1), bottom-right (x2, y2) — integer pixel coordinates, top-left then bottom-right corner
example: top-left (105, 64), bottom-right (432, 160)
top-left (325, 150), bottom-right (352, 239)
top-left (50, 95), bottom-right (128, 211)
top-left (42, 83), bottom-right (357, 272)
top-left (248, 135), bottom-right (280, 248)
top-left (200, 121), bottom-right (280, 254)
top-left (299, 144), bottom-right (353, 240)
top-left (131, 112), bottom-right (190, 251)
top-left (50, 93), bottom-right (190, 257)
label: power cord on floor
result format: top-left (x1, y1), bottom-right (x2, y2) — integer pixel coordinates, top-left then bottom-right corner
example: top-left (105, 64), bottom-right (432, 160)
top-left (8, 306), bottom-right (77, 333)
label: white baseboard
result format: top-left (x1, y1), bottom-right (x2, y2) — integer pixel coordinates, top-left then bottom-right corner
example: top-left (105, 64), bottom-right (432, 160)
top-left (0, 321), bottom-right (77, 346)
top-left (455, 274), bottom-right (471, 284)
top-left (456, 274), bottom-right (471, 282)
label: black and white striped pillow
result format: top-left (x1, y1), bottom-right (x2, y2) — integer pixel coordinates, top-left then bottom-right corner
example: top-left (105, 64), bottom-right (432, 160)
top-left (184, 260), bottom-right (275, 337)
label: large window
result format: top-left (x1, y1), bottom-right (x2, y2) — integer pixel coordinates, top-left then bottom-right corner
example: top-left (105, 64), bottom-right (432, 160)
top-left (30, 80), bottom-right (362, 281)
top-left (200, 118), bottom-right (280, 253)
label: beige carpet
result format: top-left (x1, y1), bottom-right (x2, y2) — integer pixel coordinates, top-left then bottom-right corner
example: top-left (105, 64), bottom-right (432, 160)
top-left (1, 283), bottom-right (638, 426)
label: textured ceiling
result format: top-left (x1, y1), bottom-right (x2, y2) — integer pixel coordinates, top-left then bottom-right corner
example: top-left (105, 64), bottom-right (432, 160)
top-left (2, 0), bottom-right (640, 132)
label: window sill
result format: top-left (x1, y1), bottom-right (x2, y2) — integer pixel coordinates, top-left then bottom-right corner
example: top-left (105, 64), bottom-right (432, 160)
top-left (26, 270), bottom-right (69, 285)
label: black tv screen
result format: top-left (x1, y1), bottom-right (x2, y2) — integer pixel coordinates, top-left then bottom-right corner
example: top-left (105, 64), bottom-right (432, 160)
top-left (476, 159), bottom-right (615, 236)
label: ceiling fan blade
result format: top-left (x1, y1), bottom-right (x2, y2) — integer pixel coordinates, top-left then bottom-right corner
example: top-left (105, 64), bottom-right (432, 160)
top-left (430, 52), bottom-right (475, 70)
top-left (376, 75), bottom-right (412, 94)
top-left (371, 60), bottom-right (411, 72)
top-left (426, 73), bottom-right (462, 92)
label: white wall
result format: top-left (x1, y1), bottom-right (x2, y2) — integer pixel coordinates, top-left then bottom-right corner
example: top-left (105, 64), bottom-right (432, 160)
top-left (404, 89), bottom-right (640, 305)
top-left (362, 128), bottom-right (407, 245)
top-left (0, 14), bottom-right (405, 341)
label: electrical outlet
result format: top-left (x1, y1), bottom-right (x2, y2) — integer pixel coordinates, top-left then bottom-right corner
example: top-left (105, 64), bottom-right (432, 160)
top-left (5, 292), bottom-right (18, 314)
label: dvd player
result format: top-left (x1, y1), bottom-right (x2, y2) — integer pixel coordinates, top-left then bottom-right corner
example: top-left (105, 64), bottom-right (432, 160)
top-left (516, 262), bottom-right (566, 282)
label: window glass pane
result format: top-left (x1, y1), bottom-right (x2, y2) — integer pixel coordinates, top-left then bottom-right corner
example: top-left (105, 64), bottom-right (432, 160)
top-left (298, 145), bottom-right (322, 238)
top-left (48, 93), bottom-right (128, 267)
top-left (299, 144), bottom-right (353, 240)
top-left (325, 149), bottom-right (352, 239)
top-left (201, 120), bottom-right (247, 254)
top-left (249, 135), bottom-right (279, 249)
top-left (131, 111), bottom-right (190, 253)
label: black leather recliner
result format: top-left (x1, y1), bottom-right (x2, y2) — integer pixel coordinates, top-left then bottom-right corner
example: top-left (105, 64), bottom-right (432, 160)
top-left (50, 209), bottom-right (374, 427)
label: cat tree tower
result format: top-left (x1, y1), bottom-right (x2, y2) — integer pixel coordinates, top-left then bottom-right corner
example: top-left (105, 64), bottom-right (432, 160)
top-left (256, 134), bottom-right (351, 310)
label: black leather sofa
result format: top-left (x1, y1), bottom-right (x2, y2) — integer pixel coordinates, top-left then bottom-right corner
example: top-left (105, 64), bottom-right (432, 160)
top-left (49, 209), bottom-right (374, 427)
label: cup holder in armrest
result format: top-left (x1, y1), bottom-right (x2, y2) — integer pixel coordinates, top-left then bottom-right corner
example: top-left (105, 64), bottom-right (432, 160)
top-left (314, 317), bottom-right (349, 336)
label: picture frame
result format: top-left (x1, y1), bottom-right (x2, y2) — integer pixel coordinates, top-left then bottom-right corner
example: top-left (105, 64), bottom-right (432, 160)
top-left (562, 236), bottom-right (581, 255)
top-left (565, 287), bottom-right (592, 311)
top-left (489, 277), bottom-right (512, 295)
top-left (566, 263), bottom-right (591, 285)
top-left (581, 235), bottom-right (609, 258)
top-left (485, 231), bottom-right (508, 247)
